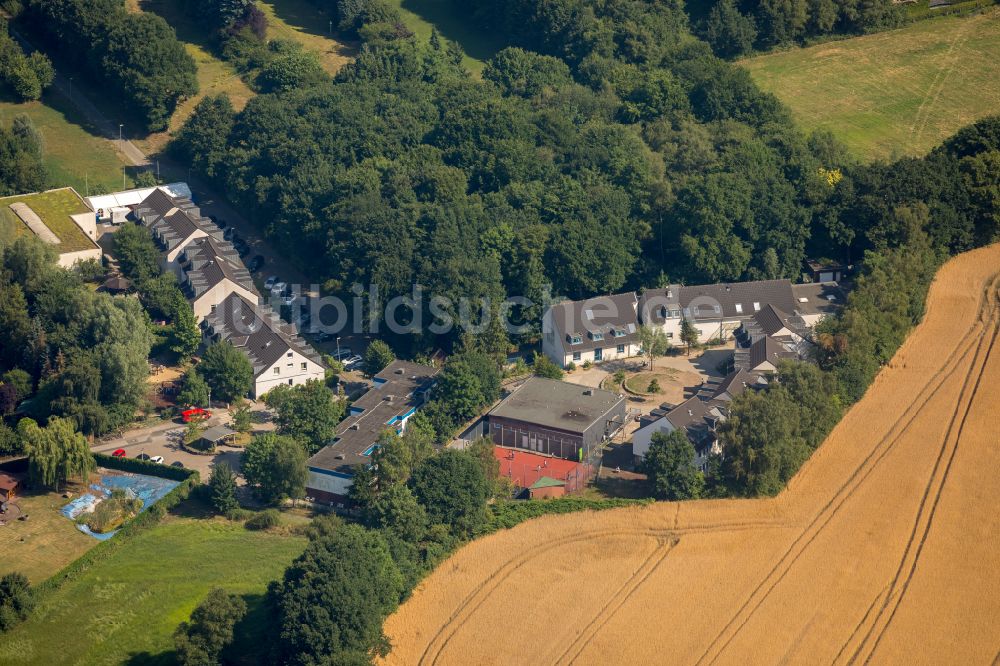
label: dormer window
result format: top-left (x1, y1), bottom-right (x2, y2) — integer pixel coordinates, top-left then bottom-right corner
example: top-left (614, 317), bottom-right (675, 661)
top-left (568, 334), bottom-right (583, 345)
top-left (613, 329), bottom-right (626, 338)
top-left (590, 331), bottom-right (604, 341)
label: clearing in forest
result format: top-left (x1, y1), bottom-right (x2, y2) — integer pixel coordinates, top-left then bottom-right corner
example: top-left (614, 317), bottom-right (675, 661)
top-left (381, 243), bottom-right (1000, 665)
top-left (740, 7), bottom-right (1000, 161)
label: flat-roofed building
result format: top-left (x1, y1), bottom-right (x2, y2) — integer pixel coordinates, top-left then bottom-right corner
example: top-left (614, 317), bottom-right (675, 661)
top-left (487, 377), bottom-right (626, 461)
top-left (306, 360), bottom-right (439, 505)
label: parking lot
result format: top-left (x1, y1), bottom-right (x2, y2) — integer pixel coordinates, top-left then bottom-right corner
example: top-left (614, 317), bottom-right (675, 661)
top-left (92, 408), bottom-right (275, 480)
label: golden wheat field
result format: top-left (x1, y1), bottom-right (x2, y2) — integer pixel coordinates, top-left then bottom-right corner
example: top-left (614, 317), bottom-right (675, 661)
top-left (382, 244), bottom-right (1000, 665)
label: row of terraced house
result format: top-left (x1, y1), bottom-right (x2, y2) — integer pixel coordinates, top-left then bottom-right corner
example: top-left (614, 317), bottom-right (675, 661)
top-left (131, 187), bottom-right (325, 398)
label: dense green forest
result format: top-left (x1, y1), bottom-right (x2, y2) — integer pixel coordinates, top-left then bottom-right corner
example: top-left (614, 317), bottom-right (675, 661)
top-left (0, 239), bottom-right (153, 445)
top-left (22, 0), bottom-right (198, 131)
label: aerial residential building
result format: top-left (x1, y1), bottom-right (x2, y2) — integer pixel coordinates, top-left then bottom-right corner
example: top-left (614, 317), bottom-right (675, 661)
top-left (632, 369), bottom-right (766, 470)
top-left (179, 235), bottom-right (258, 321)
top-left (542, 291), bottom-right (641, 367)
top-left (133, 187), bottom-right (226, 274)
top-left (543, 278), bottom-right (844, 368)
top-left (86, 182), bottom-right (191, 224)
top-left (306, 360), bottom-right (440, 505)
top-left (486, 377), bottom-right (627, 462)
top-left (201, 293), bottom-right (324, 398)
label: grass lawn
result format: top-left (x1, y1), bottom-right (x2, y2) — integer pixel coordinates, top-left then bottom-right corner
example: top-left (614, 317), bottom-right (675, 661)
top-left (740, 6), bottom-right (1000, 161)
top-left (624, 370), bottom-right (679, 395)
top-left (0, 187), bottom-right (96, 252)
top-left (387, 0), bottom-right (506, 75)
top-left (0, 487), bottom-right (97, 584)
top-left (259, 0), bottom-right (356, 75)
top-left (0, 94), bottom-right (132, 195)
top-left (0, 512), bottom-right (306, 665)
top-left (135, 0), bottom-right (256, 155)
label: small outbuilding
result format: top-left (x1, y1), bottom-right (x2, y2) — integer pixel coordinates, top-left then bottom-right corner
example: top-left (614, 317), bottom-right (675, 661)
top-left (0, 472), bottom-right (24, 501)
top-left (196, 424), bottom-right (237, 451)
top-left (528, 476), bottom-right (566, 499)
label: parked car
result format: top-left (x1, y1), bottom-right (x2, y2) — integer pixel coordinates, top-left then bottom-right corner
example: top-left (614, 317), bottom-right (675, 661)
top-left (150, 456), bottom-right (164, 464)
top-left (332, 348), bottom-right (354, 361)
top-left (270, 281), bottom-right (287, 296)
top-left (171, 461), bottom-right (184, 468)
top-left (343, 355), bottom-right (363, 370)
top-left (223, 227), bottom-right (235, 241)
top-left (181, 408), bottom-right (211, 423)
top-left (234, 238), bottom-right (250, 256)
top-left (214, 218), bottom-right (228, 229)
top-left (281, 294), bottom-right (297, 306)
top-left (315, 332), bottom-right (334, 342)
top-left (136, 453), bottom-right (151, 461)
top-left (264, 275), bottom-right (279, 290)
top-left (247, 255), bottom-right (264, 273)
top-left (112, 448), bottom-right (127, 458)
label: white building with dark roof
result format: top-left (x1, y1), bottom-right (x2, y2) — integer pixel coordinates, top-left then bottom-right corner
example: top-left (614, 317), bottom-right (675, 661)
top-left (179, 235), bottom-right (258, 321)
top-left (543, 278), bottom-right (844, 368)
top-left (133, 187), bottom-right (227, 273)
top-left (542, 292), bottom-right (641, 367)
top-left (201, 290), bottom-right (324, 398)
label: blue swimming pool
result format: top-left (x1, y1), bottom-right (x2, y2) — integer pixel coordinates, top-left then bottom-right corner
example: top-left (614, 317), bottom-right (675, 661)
top-left (60, 469), bottom-right (179, 540)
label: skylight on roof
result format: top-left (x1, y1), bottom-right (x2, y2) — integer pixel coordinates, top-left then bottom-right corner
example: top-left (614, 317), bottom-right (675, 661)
top-left (753, 302), bottom-right (761, 311)
top-left (735, 303), bottom-right (743, 313)
top-left (798, 297), bottom-right (809, 303)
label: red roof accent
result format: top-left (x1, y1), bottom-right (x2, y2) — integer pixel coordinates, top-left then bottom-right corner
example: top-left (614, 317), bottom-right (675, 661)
top-left (493, 446), bottom-right (586, 489)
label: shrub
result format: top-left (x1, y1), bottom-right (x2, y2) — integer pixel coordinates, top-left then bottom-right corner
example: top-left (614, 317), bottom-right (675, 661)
top-left (647, 378), bottom-right (661, 393)
top-left (245, 508), bottom-right (280, 530)
top-left (0, 572), bottom-right (34, 632)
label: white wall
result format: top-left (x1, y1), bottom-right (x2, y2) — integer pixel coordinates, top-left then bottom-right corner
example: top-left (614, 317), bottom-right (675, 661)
top-left (192, 281), bottom-right (259, 322)
top-left (655, 317), bottom-right (742, 345)
top-left (631, 417), bottom-right (677, 460)
top-left (253, 353), bottom-right (325, 398)
top-left (56, 246), bottom-right (102, 268)
top-left (306, 469), bottom-right (353, 498)
top-left (562, 342), bottom-right (640, 367)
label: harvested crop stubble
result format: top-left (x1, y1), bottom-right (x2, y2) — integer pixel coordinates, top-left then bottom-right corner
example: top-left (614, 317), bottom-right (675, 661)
top-left (382, 244), bottom-right (1000, 665)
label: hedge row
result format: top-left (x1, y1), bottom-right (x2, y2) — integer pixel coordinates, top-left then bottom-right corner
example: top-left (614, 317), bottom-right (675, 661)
top-left (479, 497), bottom-right (651, 534)
top-left (34, 455), bottom-right (200, 595)
top-left (93, 452), bottom-right (196, 482)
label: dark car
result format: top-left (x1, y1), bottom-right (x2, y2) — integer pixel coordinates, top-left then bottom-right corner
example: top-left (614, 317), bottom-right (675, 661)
top-left (170, 461), bottom-right (184, 468)
top-left (247, 255), bottom-right (265, 273)
top-left (223, 227), bottom-right (235, 241)
top-left (214, 217), bottom-right (228, 229)
top-left (234, 238), bottom-right (250, 256)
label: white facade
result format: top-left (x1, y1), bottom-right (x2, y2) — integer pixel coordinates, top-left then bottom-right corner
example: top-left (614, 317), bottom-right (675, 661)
top-left (542, 308), bottom-right (642, 367)
top-left (306, 468), bottom-right (353, 499)
top-left (87, 183), bottom-right (192, 220)
top-left (191, 280), bottom-right (258, 322)
top-left (55, 246), bottom-right (103, 269)
top-left (253, 351), bottom-right (325, 398)
top-left (632, 417), bottom-right (678, 460)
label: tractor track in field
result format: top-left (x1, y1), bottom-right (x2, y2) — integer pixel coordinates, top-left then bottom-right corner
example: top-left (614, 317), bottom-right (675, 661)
top-left (696, 271), bottom-right (1000, 666)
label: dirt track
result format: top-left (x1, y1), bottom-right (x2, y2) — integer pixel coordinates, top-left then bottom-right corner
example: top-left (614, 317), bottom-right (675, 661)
top-left (381, 245), bottom-right (1000, 665)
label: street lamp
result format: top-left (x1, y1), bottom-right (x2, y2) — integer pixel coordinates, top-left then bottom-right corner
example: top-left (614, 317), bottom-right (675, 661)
top-left (336, 337), bottom-right (341, 361)
top-left (118, 123), bottom-right (123, 152)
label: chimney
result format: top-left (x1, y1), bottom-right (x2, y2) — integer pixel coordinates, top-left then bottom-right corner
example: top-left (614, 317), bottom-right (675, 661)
top-left (583, 389), bottom-right (594, 396)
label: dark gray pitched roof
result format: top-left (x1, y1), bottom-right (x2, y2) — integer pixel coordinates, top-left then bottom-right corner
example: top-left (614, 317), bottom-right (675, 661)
top-left (307, 360), bottom-right (440, 475)
top-left (182, 235), bottom-right (256, 299)
top-left (134, 188), bottom-right (225, 251)
top-left (202, 293), bottom-right (322, 377)
top-left (548, 292), bottom-right (640, 352)
top-left (747, 335), bottom-right (797, 371)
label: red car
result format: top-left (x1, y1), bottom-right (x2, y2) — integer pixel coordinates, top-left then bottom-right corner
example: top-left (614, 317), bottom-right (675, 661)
top-left (112, 448), bottom-right (127, 458)
top-left (181, 408), bottom-right (211, 423)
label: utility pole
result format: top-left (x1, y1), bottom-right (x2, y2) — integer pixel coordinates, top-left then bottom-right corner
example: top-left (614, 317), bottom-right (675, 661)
top-left (118, 123), bottom-right (123, 152)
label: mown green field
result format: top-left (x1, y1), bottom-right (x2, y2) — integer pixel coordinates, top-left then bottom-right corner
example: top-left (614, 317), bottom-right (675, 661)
top-left (741, 7), bottom-right (1000, 161)
top-left (0, 94), bottom-right (132, 194)
top-left (0, 515), bottom-right (306, 666)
